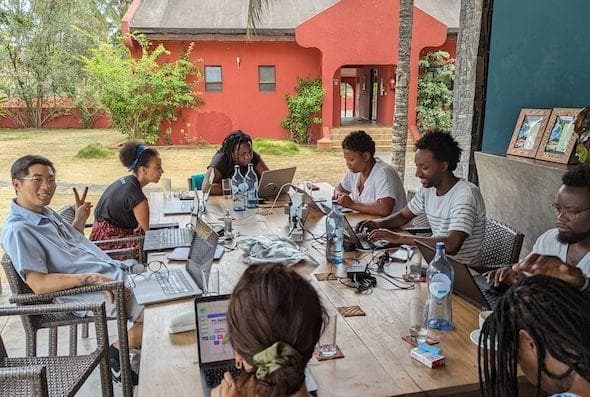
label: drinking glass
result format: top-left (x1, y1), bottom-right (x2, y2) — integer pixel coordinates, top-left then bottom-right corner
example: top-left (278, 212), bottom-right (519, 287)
top-left (202, 266), bottom-right (219, 296)
top-left (406, 246), bottom-right (423, 281)
top-left (161, 178), bottom-right (172, 198)
top-left (222, 178), bottom-right (232, 199)
top-left (318, 314), bottom-right (338, 358)
top-left (409, 294), bottom-right (428, 344)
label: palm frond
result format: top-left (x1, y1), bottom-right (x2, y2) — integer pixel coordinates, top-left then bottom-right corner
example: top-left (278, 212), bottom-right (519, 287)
top-left (247, 0), bottom-right (269, 36)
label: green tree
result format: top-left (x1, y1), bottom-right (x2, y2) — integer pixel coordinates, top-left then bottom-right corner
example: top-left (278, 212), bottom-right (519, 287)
top-left (417, 51), bottom-right (454, 134)
top-left (81, 37), bottom-right (202, 143)
top-left (0, 0), bottom-right (106, 127)
top-left (281, 78), bottom-right (323, 144)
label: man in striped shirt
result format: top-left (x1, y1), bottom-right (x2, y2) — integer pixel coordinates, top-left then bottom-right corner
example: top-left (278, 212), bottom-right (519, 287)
top-left (359, 131), bottom-right (486, 266)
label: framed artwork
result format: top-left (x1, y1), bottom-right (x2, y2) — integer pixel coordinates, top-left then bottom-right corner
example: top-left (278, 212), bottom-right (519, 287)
top-left (536, 108), bottom-right (581, 164)
top-left (506, 109), bottom-right (552, 158)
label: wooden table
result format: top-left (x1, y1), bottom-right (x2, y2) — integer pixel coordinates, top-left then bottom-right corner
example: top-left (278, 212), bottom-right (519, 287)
top-left (138, 186), bottom-right (484, 396)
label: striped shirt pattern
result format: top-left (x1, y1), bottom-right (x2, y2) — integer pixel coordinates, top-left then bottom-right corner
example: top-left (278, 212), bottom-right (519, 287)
top-left (408, 179), bottom-right (486, 265)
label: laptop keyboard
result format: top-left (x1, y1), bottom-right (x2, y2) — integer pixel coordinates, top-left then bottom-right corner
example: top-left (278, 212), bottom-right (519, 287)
top-left (204, 365), bottom-right (240, 387)
top-left (160, 228), bottom-right (191, 246)
top-left (155, 270), bottom-right (192, 295)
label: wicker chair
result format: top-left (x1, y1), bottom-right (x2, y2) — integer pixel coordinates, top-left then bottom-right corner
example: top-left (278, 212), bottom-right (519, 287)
top-left (0, 255), bottom-right (134, 397)
top-left (0, 302), bottom-right (113, 397)
top-left (478, 218), bottom-right (524, 272)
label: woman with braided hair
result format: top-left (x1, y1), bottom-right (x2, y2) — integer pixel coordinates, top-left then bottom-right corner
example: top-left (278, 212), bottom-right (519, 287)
top-left (479, 275), bottom-right (590, 397)
top-left (212, 264), bottom-right (326, 397)
top-left (203, 130), bottom-right (269, 196)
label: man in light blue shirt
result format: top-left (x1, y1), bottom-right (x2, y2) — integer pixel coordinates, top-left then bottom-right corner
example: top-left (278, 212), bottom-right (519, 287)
top-left (1, 155), bottom-right (142, 384)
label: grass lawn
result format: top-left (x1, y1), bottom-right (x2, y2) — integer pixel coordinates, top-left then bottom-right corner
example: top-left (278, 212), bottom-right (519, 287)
top-left (0, 128), bottom-right (349, 238)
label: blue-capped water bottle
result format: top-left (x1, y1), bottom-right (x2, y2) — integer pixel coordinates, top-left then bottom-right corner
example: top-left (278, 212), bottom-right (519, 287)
top-left (231, 165), bottom-right (247, 211)
top-left (325, 201), bottom-right (344, 264)
top-left (244, 163), bottom-right (258, 209)
top-left (426, 242), bottom-right (454, 331)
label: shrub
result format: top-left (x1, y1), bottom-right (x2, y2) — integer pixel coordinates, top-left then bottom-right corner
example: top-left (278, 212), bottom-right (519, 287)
top-left (76, 142), bottom-right (114, 159)
top-left (252, 138), bottom-right (300, 155)
top-left (417, 51), bottom-right (455, 134)
top-left (281, 78), bottom-right (323, 144)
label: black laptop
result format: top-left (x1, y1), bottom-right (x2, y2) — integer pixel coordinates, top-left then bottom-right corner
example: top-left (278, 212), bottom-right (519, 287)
top-left (415, 240), bottom-right (504, 310)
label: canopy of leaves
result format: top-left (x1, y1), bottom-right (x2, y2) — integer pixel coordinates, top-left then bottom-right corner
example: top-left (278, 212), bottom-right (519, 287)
top-left (417, 51), bottom-right (455, 134)
top-left (81, 37), bottom-right (202, 144)
top-left (280, 77), bottom-right (323, 144)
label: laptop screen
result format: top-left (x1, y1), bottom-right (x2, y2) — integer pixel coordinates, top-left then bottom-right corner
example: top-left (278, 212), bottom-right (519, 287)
top-left (195, 296), bottom-right (235, 364)
top-left (186, 218), bottom-right (218, 291)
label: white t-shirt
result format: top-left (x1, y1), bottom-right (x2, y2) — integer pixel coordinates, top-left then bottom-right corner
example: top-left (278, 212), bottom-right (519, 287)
top-left (532, 228), bottom-right (590, 277)
top-left (408, 179), bottom-right (486, 265)
top-left (340, 157), bottom-right (407, 214)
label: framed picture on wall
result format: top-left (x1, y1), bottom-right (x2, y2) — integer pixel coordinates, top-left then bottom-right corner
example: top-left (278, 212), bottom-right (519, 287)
top-left (506, 109), bottom-right (552, 158)
top-left (535, 108), bottom-right (581, 164)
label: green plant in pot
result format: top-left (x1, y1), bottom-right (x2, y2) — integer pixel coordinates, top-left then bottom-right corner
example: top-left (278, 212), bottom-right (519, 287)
top-left (574, 106), bottom-right (590, 164)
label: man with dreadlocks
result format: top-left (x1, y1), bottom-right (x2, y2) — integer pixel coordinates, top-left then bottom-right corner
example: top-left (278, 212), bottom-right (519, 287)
top-left (203, 130), bottom-right (269, 196)
top-left (489, 164), bottom-right (590, 293)
top-left (479, 275), bottom-right (590, 396)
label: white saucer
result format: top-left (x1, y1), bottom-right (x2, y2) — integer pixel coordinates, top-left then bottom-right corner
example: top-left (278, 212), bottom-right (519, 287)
top-left (469, 329), bottom-right (480, 346)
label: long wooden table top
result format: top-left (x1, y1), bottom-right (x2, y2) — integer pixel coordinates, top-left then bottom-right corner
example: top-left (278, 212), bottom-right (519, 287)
top-left (138, 185), bottom-right (483, 396)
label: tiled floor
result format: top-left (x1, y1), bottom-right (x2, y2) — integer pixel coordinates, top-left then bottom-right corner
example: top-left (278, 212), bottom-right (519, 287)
top-left (0, 284), bottom-right (128, 396)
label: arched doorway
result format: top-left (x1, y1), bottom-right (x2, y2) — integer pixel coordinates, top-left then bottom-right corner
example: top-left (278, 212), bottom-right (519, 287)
top-left (340, 82), bottom-right (354, 121)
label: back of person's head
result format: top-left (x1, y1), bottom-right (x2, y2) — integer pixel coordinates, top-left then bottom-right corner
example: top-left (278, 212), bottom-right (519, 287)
top-left (221, 130), bottom-right (253, 159)
top-left (11, 155), bottom-right (55, 180)
top-left (119, 141), bottom-right (159, 172)
top-left (415, 130), bottom-right (462, 172)
top-left (341, 130), bottom-right (376, 156)
top-left (227, 264), bottom-right (326, 397)
top-left (562, 164), bottom-right (590, 193)
top-left (479, 275), bottom-right (590, 396)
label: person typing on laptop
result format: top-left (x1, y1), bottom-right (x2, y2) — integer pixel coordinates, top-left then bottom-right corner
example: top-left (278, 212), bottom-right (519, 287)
top-left (488, 165), bottom-right (590, 293)
top-left (334, 130), bottom-right (406, 216)
top-left (357, 131), bottom-right (486, 265)
top-left (212, 264), bottom-right (325, 397)
top-left (1, 155), bottom-right (144, 385)
top-left (203, 130), bottom-right (269, 196)
top-left (90, 142), bottom-right (164, 259)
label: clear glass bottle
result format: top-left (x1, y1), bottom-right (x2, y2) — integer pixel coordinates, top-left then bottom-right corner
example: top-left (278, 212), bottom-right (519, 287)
top-left (244, 163), bottom-right (259, 209)
top-left (224, 209), bottom-right (233, 240)
top-left (325, 201), bottom-right (344, 264)
top-left (426, 242), bottom-right (454, 331)
top-left (231, 165), bottom-right (246, 211)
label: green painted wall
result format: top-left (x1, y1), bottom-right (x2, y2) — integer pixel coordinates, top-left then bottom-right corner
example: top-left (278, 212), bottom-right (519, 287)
top-left (482, 0), bottom-right (590, 154)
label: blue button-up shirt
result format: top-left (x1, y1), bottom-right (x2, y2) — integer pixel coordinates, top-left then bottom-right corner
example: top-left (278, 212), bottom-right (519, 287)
top-left (1, 200), bottom-right (126, 306)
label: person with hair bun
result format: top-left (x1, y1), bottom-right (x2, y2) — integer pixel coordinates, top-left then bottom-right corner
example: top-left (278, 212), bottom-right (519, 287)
top-left (212, 264), bottom-right (326, 397)
top-left (479, 275), bottom-right (590, 397)
top-left (89, 142), bottom-right (163, 253)
top-left (203, 130), bottom-right (269, 196)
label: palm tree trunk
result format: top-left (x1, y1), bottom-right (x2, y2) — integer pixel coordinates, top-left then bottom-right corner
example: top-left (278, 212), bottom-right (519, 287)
top-left (391, 0), bottom-right (414, 184)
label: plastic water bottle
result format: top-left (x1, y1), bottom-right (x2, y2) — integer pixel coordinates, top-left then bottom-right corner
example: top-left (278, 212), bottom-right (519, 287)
top-left (231, 165), bottom-right (247, 211)
top-left (325, 201), bottom-right (344, 264)
top-left (426, 242), bottom-right (454, 331)
top-left (244, 163), bottom-right (258, 209)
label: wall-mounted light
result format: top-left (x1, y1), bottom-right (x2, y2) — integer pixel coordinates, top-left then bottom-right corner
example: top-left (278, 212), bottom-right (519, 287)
top-left (333, 78), bottom-right (340, 86)
top-left (236, 56), bottom-right (241, 68)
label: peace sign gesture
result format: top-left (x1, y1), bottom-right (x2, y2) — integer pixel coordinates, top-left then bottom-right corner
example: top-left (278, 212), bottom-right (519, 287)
top-left (72, 186), bottom-right (92, 232)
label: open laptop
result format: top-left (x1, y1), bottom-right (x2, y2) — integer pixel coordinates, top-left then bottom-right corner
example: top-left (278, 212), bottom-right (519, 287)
top-left (143, 213), bottom-right (197, 251)
top-left (194, 294), bottom-right (319, 397)
top-left (415, 240), bottom-right (503, 310)
top-left (290, 185), bottom-right (352, 215)
top-left (164, 194), bottom-right (198, 215)
top-left (342, 215), bottom-right (392, 251)
top-left (258, 167), bottom-right (296, 198)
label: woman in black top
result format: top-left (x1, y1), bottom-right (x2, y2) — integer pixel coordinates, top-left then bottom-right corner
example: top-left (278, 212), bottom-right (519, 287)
top-left (89, 142), bottom-right (163, 255)
top-left (202, 130), bottom-right (269, 195)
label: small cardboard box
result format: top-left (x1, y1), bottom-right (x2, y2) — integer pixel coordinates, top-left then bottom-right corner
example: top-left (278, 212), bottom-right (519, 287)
top-left (410, 347), bottom-right (446, 368)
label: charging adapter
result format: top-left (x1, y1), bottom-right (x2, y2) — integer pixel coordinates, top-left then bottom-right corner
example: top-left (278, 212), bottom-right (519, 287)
top-left (346, 264), bottom-right (368, 279)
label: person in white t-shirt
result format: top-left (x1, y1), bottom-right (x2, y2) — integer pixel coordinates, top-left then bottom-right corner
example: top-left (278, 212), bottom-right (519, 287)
top-left (358, 130), bottom-right (486, 265)
top-left (334, 130), bottom-right (406, 216)
top-left (489, 164), bottom-right (590, 292)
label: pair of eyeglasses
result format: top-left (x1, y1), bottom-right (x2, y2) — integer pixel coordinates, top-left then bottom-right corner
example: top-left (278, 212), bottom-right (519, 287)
top-left (21, 176), bottom-right (57, 185)
top-left (125, 260), bottom-right (169, 288)
top-left (549, 203), bottom-right (590, 220)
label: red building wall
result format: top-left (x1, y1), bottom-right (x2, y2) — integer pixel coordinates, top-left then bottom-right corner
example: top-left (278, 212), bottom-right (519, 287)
top-left (147, 40), bottom-right (321, 145)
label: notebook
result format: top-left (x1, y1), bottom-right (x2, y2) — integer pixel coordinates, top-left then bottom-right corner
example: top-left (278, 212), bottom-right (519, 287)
top-left (415, 240), bottom-right (502, 310)
top-left (258, 167), bottom-right (296, 198)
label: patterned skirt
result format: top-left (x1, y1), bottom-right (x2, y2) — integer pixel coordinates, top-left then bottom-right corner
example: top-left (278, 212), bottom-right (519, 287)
top-left (89, 220), bottom-right (144, 261)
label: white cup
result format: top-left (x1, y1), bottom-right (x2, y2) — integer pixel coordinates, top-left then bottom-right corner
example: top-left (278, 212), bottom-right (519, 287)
top-left (479, 310), bottom-right (493, 330)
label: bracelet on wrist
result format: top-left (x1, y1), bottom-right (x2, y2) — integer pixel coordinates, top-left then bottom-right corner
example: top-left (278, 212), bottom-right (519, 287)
top-left (580, 276), bottom-right (589, 292)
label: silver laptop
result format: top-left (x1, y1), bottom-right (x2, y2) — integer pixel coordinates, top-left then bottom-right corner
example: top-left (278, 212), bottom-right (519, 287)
top-left (258, 167), bottom-right (296, 198)
top-left (342, 215), bottom-right (391, 251)
top-left (143, 213), bottom-right (198, 251)
top-left (194, 295), bottom-right (319, 397)
top-left (415, 240), bottom-right (502, 310)
top-left (164, 195), bottom-right (198, 215)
